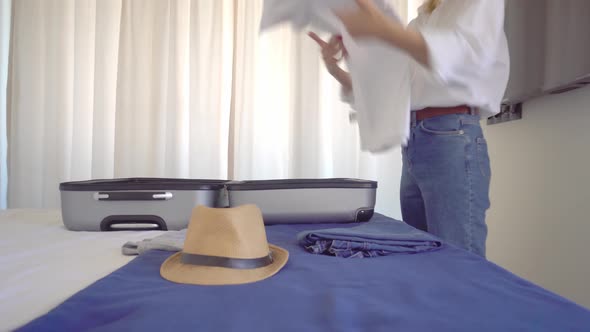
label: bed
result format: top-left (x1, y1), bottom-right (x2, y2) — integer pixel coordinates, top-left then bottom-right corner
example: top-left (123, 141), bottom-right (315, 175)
top-left (0, 209), bottom-right (168, 331)
top-left (2, 209), bottom-right (590, 331)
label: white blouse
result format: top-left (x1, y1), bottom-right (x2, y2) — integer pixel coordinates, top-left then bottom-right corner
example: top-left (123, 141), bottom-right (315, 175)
top-left (408, 0), bottom-right (510, 118)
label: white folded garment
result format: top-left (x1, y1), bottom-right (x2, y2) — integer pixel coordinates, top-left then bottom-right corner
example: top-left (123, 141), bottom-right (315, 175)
top-left (260, 0), bottom-right (411, 152)
top-left (122, 229), bottom-right (186, 255)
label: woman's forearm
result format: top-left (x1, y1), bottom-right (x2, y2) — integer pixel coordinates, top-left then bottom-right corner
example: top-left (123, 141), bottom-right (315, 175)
top-left (332, 67), bottom-right (353, 92)
top-left (378, 20), bottom-right (430, 68)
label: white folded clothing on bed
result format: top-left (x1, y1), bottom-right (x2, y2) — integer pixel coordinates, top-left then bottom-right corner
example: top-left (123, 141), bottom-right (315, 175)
top-left (260, 0), bottom-right (412, 152)
top-left (122, 229), bottom-right (187, 255)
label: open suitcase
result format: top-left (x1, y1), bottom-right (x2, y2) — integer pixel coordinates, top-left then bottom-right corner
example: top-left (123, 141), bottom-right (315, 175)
top-left (59, 178), bottom-right (228, 231)
top-left (226, 178), bottom-right (377, 224)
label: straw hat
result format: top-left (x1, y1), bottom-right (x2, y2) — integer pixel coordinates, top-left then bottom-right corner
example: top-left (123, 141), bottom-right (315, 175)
top-left (160, 204), bottom-right (289, 285)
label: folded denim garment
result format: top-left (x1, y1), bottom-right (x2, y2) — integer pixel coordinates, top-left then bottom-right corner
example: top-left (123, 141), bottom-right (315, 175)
top-left (297, 216), bottom-right (442, 258)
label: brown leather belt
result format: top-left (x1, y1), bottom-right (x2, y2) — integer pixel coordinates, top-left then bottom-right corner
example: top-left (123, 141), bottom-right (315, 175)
top-left (412, 105), bottom-right (478, 122)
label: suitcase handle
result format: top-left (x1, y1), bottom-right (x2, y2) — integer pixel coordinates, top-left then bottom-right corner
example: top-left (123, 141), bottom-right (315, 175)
top-left (94, 192), bottom-right (174, 201)
top-left (100, 215), bottom-right (168, 231)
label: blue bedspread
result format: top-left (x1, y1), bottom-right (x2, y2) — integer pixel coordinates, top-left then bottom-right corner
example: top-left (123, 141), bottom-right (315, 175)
top-left (18, 214), bottom-right (590, 332)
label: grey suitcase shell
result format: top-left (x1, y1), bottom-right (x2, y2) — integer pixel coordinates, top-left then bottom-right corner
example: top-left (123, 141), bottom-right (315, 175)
top-left (59, 178), bottom-right (227, 231)
top-left (226, 178), bottom-right (377, 224)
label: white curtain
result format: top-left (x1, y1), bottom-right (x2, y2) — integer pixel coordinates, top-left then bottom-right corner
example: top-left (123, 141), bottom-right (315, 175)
top-left (9, 0), bottom-right (233, 208)
top-left (232, 0), bottom-right (407, 218)
top-left (0, 0), bottom-right (11, 209)
top-left (8, 0), bottom-right (407, 219)
top-left (233, 1), bottom-right (363, 180)
top-left (114, 0), bottom-right (233, 179)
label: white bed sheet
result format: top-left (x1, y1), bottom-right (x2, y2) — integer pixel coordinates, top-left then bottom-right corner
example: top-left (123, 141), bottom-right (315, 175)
top-left (0, 209), bottom-right (167, 331)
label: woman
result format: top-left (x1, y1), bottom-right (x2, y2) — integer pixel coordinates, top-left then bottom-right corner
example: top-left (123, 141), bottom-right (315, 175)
top-left (309, 0), bottom-right (510, 257)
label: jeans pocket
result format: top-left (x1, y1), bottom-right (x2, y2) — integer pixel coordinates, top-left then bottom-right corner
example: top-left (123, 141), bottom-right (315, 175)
top-left (419, 121), bottom-right (465, 136)
top-left (476, 137), bottom-right (491, 178)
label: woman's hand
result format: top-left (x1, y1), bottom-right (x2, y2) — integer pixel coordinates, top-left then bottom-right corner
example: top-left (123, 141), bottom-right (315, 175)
top-left (308, 32), bottom-right (347, 75)
top-left (308, 32), bottom-right (352, 91)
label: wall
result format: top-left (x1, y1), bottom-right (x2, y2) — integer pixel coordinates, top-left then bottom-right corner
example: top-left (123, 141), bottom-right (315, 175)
top-left (484, 85), bottom-right (590, 309)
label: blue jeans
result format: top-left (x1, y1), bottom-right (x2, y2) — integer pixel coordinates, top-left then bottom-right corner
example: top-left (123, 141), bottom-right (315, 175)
top-left (400, 113), bottom-right (491, 257)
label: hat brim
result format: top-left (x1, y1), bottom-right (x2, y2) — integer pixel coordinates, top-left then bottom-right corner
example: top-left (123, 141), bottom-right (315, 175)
top-left (160, 244), bottom-right (289, 286)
